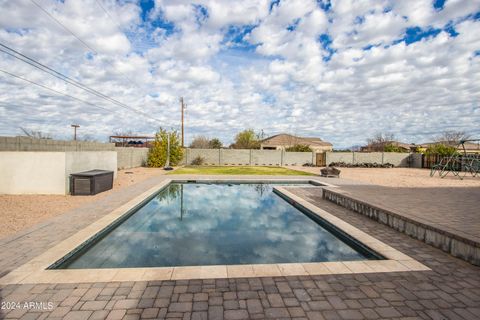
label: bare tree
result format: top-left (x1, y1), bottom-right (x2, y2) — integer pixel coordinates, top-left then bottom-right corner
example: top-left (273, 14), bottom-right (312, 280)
top-left (190, 136), bottom-right (211, 149)
top-left (366, 132), bottom-right (395, 145)
top-left (434, 131), bottom-right (470, 145)
top-left (113, 130), bottom-right (134, 136)
top-left (81, 134), bottom-right (98, 142)
top-left (19, 127), bottom-right (52, 139)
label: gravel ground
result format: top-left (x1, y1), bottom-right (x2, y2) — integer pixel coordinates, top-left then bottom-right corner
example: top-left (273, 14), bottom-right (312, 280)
top-left (0, 167), bottom-right (168, 239)
top-left (288, 166), bottom-right (480, 188)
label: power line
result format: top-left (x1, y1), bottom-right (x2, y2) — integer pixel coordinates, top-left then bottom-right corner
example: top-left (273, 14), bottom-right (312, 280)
top-left (29, 0), bottom-right (146, 90)
top-left (94, 0), bottom-right (157, 52)
top-left (94, 0), bottom-right (123, 34)
top-left (0, 42), bottom-right (160, 122)
top-left (29, 0), bottom-right (96, 54)
top-left (0, 68), bottom-right (113, 113)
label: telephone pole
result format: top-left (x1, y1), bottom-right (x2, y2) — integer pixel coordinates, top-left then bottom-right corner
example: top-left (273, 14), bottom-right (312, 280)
top-left (71, 124), bottom-right (80, 141)
top-left (180, 97), bottom-right (185, 147)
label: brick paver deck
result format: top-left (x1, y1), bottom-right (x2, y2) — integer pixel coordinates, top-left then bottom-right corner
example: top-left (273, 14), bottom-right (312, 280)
top-left (1, 176), bottom-right (479, 319)
top-left (322, 186), bottom-right (480, 244)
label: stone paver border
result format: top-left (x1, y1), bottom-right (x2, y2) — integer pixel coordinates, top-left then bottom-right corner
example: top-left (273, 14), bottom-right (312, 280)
top-left (0, 179), bottom-right (429, 285)
top-left (323, 187), bottom-right (480, 266)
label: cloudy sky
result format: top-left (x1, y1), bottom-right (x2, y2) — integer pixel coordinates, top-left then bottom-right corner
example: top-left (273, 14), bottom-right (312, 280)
top-left (0, 0), bottom-right (479, 147)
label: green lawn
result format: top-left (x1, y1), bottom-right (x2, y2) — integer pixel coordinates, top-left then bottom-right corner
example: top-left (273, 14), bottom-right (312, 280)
top-left (168, 166), bottom-right (316, 175)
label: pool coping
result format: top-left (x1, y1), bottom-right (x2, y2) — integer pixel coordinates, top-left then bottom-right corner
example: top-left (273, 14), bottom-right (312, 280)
top-left (0, 178), bottom-right (430, 285)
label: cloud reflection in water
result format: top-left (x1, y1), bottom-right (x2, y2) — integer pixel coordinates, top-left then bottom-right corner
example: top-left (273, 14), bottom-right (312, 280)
top-left (65, 183), bottom-right (367, 268)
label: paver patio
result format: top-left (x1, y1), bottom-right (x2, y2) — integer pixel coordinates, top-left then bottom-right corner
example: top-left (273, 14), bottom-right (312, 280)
top-left (1, 174), bottom-right (479, 319)
top-left (320, 186), bottom-right (480, 244)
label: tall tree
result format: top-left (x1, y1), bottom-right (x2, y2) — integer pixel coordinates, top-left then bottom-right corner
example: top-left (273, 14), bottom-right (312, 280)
top-left (147, 128), bottom-right (184, 167)
top-left (232, 129), bottom-right (260, 149)
top-left (209, 138), bottom-right (223, 149)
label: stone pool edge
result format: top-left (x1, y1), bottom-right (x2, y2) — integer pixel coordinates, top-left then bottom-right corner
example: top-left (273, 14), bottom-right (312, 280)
top-left (0, 179), bottom-right (430, 285)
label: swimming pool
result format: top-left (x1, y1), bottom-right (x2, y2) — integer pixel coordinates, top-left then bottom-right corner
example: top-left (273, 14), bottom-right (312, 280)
top-left (53, 182), bottom-right (382, 269)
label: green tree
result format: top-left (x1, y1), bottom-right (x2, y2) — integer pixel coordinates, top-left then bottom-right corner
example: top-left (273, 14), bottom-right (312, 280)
top-left (232, 129), bottom-right (260, 149)
top-left (383, 144), bottom-right (407, 153)
top-left (147, 128), bottom-right (184, 167)
top-left (209, 138), bottom-right (223, 149)
top-left (285, 144), bottom-right (312, 152)
top-left (425, 143), bottom-right (458, 157)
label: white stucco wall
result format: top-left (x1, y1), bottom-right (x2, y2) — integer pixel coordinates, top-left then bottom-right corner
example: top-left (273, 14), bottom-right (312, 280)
top-left (0, 151), bottom-right (117, 195)
top-left (0, 152), bottom-right (66, 194)
top-left (65, 152), bottom-right (117, 194)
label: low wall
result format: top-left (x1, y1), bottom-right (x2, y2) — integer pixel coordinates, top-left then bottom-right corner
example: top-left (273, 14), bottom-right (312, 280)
top-left (0, 151), bottom-right (117, 195)
top-left (117, 147), bottom-right (149, 169)
top-left (65, 152), bottom-right (117, 193)
top-left (0, 136), bottom-right (115, 151)
top-left (323, 188), bottom-right (480, 266)
top-left (183, 149), bottom-right (315, 166)
top-left (0, 152), bottom-right (66, 194)
top-left (181, 149), bottom-right (420, 168)
top-left (326, 152), bottom-right (418, 167)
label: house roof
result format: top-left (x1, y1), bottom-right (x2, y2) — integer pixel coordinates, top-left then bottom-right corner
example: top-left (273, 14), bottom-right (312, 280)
top-left (261, 134), bottom-right (332, 147)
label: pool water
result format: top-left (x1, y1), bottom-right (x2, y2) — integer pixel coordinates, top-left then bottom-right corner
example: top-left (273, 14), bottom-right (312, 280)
top-left (57, 183), bottom-right (379, 269)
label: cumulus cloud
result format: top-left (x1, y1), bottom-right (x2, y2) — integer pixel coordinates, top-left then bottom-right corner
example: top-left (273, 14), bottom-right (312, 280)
top-left (0, 0), bottom-right (479, 146)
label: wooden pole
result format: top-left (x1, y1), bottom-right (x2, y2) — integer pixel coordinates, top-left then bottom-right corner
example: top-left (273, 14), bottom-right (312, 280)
top-left (71, 124), bottom-right (79, 141)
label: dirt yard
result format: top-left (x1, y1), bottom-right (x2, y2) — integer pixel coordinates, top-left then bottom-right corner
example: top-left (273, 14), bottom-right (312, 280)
top-left (0, 167), bottom-right (167, 240)
top-left (290, 166), bottom-right (480, 188)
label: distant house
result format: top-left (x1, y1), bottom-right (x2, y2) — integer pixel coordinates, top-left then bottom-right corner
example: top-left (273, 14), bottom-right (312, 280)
top-left (361, 141), bottom-right (413, 152)
top-left (260, 134), bottom-right (333, 152)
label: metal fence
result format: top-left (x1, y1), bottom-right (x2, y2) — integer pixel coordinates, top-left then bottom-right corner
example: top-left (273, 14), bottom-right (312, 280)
top-left (423, 154), bottom-right (480, 171)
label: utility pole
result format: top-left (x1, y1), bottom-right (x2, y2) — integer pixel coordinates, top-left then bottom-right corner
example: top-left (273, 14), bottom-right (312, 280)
top-left (180, 97), bottom-right (185, 147)
top-left (71, 124), bottom-right (80, 141)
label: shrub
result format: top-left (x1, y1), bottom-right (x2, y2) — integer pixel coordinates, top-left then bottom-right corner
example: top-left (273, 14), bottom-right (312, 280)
top-left (147, 128), bottom-right (184, 167)
top-left (286, 144), bottom-right (313, 152)
top-left (425, 143), bottom-right (458, 157)
top-left (383, 144), bottom-right (407, 153)
top-left (190, 156), bottom-right (205, 165)
top-left (329, 162), bottom-right (394, 168)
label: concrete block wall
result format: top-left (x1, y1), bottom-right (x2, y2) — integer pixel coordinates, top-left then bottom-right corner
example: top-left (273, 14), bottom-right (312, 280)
top-left (116, 147), bottom-right (149, 169)
top-left (184, 149), bottom-right (220, 165)
top-left (410, 153), bottom-right (423, 168)
top-left (251, 150), bottom-right (282, 165)
top-left (326, 152), bottom-right (417, 167)
top-left (354, 152), bottom-right (383, 164)
top-left (326, 152), bottom-right (354, 164)
top-left (283, 151), bottom-right (315, 166)
top-left (0, 136), bottom-right (115, 151)
top-left (383, 152), bottom-right (411, 166)
top-left (182, 149), bottom-right (314, 166)
top-left (222, 149), bottom-right (250, 165)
